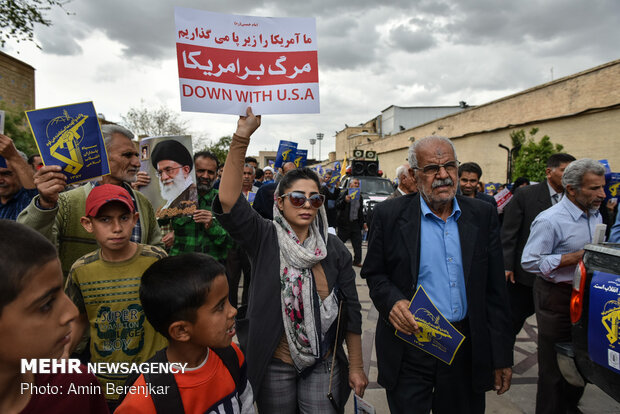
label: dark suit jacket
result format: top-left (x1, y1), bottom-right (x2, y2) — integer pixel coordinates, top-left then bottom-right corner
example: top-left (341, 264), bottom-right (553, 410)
top-left (386, 188), bottom-right (404, 200)
top-left (501, 181), bottom-right (552, 286)
top-left (361, 193), bottom-right (512, 391)
top-left (336, 190), bottom-right (364, 228)
top-left (475, 191), bottom-right (498, 208)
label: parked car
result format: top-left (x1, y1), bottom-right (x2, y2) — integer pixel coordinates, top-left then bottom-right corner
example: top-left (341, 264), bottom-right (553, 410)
top-left (556, 242), bottom-right (620, 402)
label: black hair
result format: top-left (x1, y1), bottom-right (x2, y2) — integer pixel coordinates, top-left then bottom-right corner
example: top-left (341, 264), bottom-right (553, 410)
top-left (511, 177), bottom-right (530, 193)
top-left (0, 220), bottom-right (58, 316)
top-left (255, 167), bottom-right (264, 180)
top-left (279, 167), bottom-right (321, 194)
top-left (194, 151), bottom-right (220, 169)
top-left (244, 156), bottom-right (258, 166)
top-left (547, 153), bottom-right (576, 169)
top-left (27, 154), bottom-right (40, 165)
top-left (139, 253), bottom-right (226, 339)
top-left (458, 162), bottom-right (482, 179)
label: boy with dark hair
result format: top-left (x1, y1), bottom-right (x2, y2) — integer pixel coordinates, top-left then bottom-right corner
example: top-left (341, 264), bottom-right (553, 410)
top-left (116, 253), bottom-right (254, 413)
top-left (0, 220), bottom-right (108, 413)
top-left (65, 184), bottom-right (168, 411)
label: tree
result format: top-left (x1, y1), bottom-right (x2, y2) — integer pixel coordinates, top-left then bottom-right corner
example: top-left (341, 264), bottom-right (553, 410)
top-left (0, 103), bottom-right (37, 155)
top-left (120, 104), bottom-right (189, 138)
top-left (510, 128), bottom-right (564, 182)
top-left (200, 135), bottom-right (232, 165)
top-left (0, 0), bottom-right (70, 48)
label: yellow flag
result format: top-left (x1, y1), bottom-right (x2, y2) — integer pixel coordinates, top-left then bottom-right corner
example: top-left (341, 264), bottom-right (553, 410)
top-left (340, 154), bottom-right (347, 177)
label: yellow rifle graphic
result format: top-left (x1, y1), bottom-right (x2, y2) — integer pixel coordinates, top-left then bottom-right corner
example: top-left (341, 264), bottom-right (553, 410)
top-left (602, 300), bottom-right (620, 344)
top-left (48, 113), bottom-right (88, 175)
top-left (282, 148), bottom-right (293, 161)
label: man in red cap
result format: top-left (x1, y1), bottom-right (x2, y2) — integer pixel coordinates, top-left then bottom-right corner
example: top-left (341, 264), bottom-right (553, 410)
top-left (65, 184), bottom-right (168, 413)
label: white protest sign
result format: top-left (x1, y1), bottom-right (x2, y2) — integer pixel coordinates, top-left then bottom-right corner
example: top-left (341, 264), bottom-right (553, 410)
top-left (175, 8), bottom-right (319, 115)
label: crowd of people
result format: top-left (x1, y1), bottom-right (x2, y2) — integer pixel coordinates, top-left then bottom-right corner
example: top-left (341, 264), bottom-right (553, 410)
top-left (0, 108), bottom-right (619, 414)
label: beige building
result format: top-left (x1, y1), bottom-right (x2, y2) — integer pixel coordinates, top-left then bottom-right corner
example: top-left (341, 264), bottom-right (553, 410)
top-left (0, 51), bottom-right (35, 110)
top-left (336, 59), bottom-right (620, 182)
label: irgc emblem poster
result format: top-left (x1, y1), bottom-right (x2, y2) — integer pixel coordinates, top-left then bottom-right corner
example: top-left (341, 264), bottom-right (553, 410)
top-left (25, 102), bottom-right (110, 184)
top-left (175, 7), bottom-right (319, 115)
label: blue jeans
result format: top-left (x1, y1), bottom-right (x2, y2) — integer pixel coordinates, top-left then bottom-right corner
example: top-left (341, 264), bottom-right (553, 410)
top-left (256, 358), bottom-right (341, 413)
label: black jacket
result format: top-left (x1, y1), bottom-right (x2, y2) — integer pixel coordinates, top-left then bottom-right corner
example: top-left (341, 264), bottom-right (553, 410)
top-left (335, 190), bottom-right (364, 228)
top-left (361, 193), bottom-right (512, 391)
top-left (501, 180), bottom-right (552, 286)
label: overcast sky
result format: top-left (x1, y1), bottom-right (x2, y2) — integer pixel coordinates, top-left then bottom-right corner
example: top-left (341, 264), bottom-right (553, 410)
top-left (2, 0), bottom-right (619, 158)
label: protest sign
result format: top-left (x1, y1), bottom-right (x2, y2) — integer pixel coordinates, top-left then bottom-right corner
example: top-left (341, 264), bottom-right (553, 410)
top-left (294, 149), bottom-right (307, 167)
top-left (605, 173), bottom-right (620, 200)
top-left (0, 110), bottom-right (5, 134)
top-left (599, 159), bottom-right (612, 175)
top-left (175, 8), bottom-right (319, 115)
top-left (348, 187), bottom-right (360, 200)
top-left (395, 286), bottom-right (466, 365)
top-left (274, 140), bottom-right (297, 168)
top-left (139, 136), bottom-right (198, 219)
top-left (329, 171), bottom-right (340, 186)
top-left (0, 156), bottom-right (6, 168)
top-left (588, 271), bottom-right (620, 375)
top-left (494, 187), bottom-right (513, 214)
top-left (25, 102), bottom-right (109, 184)
top-left (247, 191), bottom-right (256, 206)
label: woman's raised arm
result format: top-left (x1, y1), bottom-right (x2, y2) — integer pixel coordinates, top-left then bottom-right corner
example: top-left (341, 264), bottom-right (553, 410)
top-left (219, 107), bottom-right (261, 213)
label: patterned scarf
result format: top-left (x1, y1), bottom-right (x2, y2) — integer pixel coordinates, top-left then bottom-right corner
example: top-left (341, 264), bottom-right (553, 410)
top-left (272, 185), bottom-right (339, 371)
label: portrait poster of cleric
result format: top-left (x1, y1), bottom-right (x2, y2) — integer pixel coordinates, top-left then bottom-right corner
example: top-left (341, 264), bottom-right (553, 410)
top-left (175, 7), bottom-right (319, 115)
top-left (138, 136), bottom-right (198, 219)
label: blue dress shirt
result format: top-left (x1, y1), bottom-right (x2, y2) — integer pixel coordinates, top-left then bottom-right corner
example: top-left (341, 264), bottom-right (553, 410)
top-left (418, 196), bottom-right (467, 322)
top-left (521, 195), bottom-right (601, 283)
top-left (609, 211), bottom-right (620, 243)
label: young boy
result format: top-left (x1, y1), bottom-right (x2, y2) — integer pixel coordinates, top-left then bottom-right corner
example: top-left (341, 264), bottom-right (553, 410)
top-left (0, 220), bottom-right (108, 413)
top-left (65, 184), bottom-right (168, 410)
top-left (115, 253), bottom-right (254, 413)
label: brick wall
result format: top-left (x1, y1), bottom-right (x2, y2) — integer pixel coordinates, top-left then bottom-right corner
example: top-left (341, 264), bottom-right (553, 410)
top-left (0, 52), bottom-right (35, 110)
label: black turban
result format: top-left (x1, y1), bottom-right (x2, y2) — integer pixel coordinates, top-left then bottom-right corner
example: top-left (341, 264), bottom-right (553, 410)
top-left (151, 139), bottom-right (193, 171)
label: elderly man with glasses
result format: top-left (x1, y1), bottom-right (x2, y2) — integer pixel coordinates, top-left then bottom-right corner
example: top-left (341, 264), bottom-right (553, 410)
top-left (361, 136), bottom-right (513, 414)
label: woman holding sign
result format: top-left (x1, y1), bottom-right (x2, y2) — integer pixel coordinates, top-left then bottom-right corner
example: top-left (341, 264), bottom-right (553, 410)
top-left (214, 108), bottom-right (367, 413)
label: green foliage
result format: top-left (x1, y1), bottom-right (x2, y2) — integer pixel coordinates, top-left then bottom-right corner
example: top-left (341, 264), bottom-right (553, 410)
top-left (510, 128), bottom-right (564, 182)
top-left (200, 135), bottom-right (232, 165)
top-left (0, 0), bottom-right (70, 48)
top-left (120, 104), bottom-right (188, 138)
top-left (0, 103), bottom-right (37, 155)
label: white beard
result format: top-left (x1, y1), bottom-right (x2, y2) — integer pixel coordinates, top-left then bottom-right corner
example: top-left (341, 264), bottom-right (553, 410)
top-left (159, 173), bottom-right (193, 208)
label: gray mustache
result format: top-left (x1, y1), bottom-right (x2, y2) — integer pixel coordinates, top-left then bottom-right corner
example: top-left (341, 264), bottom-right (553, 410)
top-left (432, 178), bottom-right (453, 189)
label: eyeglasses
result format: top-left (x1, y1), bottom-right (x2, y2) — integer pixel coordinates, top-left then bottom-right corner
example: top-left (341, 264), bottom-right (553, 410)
top-left (280, 192), bottom-right (325, 208)
top-left (155, 166), bottom-right (183, 177)
top-left (414, 160), bottom-right (460, 176)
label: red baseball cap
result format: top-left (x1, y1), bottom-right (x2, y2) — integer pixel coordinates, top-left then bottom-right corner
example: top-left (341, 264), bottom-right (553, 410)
top-left (85, 184), bottom-right (134, 217)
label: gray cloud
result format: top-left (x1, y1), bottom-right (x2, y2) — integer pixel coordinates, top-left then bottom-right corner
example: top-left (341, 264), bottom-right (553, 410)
top-left (389, 24), bottom-right (436, 53)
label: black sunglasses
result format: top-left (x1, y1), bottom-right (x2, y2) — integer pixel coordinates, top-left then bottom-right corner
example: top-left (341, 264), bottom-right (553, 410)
top-left (280, 192), bottom-right (325, 208)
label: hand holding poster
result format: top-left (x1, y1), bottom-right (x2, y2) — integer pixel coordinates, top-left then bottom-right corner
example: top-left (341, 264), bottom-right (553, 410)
top-left (348, 188), bottom-right (360, 200)
top-left (25, 102), bottom-right (110, 184)
top-left (175, 8), bottom-right (319, 115)
top-left (395, 286), bottom-right (466, 365)
top-left (274, 140), bottom-right (297, 168)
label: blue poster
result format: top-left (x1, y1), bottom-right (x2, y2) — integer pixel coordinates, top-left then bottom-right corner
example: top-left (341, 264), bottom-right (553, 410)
top-left (588, 271), bottom-right (620, 374)
top-left (294, 149), bottom-right (308, 168)
top-left (329, 171), bottom-right (340, 186)
top-left (247, 191), bottom-right (256, 206)
top-left (395, 286), bottom-right (466, 365)
top-left (605, 173), bottom-right (620, 200)
top-left (274, 140), bottom-right (297, 168)
top-left (599, 159), bottom-right (612, 175)
top-left (0, 155), bottom-right (6, 168)
top-left (348, 188), bottom-right (360, 200)
top-left (25, 102), bottom-right (110, 184)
